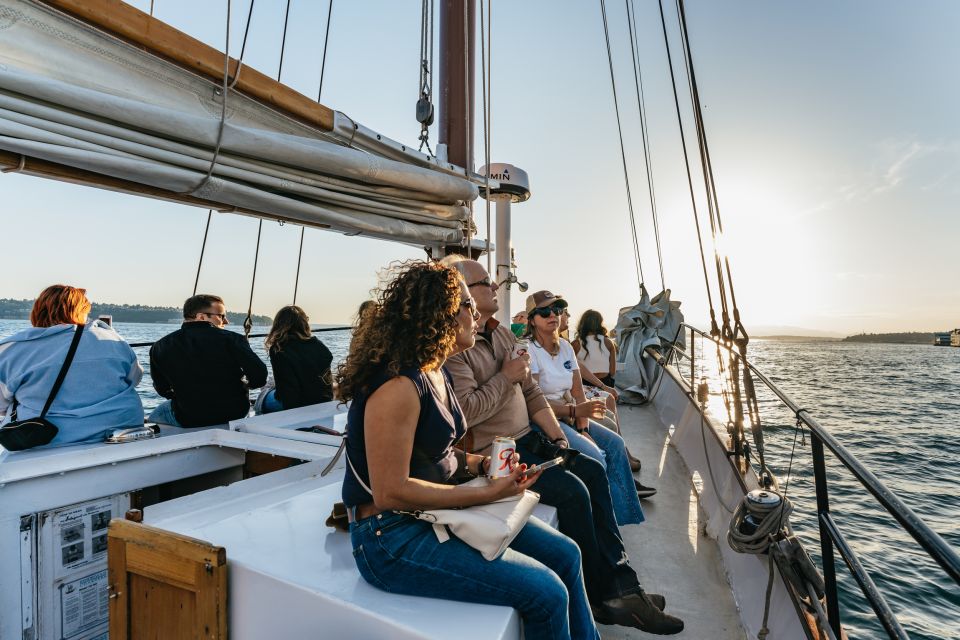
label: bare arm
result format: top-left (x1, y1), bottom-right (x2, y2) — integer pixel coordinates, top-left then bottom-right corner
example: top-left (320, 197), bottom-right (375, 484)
top-left (365, 376), bottom-right (536, 511)
top-left (606, 337), bottom-right (617, 379)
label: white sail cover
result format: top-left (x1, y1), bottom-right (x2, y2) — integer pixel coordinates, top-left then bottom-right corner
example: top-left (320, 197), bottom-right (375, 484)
top-left (614, 286), bottom-right (685, 404)
top-left (0, 0), bottom-right (478, 245)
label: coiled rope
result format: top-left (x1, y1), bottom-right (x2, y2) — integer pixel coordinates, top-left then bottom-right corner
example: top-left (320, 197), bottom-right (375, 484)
top-left (727, 491), bottom-right (794, 640)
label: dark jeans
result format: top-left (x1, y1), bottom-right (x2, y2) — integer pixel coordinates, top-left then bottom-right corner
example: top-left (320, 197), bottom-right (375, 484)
top-left (516, 429), bottom-right (639, 603)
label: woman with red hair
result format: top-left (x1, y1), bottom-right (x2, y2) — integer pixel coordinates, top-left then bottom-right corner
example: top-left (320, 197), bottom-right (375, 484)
top-left (0, 285), bottom-right (144, 448)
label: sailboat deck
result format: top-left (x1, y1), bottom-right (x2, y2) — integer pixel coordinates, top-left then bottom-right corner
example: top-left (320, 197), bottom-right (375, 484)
top-left (608, 403), bottom-right (746, 639)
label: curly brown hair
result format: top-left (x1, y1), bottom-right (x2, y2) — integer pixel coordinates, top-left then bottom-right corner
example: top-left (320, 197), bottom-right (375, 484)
top-left (336, 260), bottom-right (462, 402)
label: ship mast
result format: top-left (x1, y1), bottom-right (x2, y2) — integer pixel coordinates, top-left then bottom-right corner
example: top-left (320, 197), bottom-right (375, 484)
top-left (438, 0), bottom-right (476, 256)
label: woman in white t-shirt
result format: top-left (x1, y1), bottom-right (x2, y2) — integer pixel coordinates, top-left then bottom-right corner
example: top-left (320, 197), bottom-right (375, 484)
top-left (524, 290), bottom-right (647, 525)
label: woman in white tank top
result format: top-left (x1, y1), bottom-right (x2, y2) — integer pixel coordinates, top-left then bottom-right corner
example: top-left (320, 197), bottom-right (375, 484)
top-left (572, 310), bottom-right (617, 387)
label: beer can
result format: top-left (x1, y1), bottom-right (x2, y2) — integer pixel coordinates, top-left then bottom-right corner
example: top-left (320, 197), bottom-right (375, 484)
top-left (489, 436), bottom-right (517, 478)
top-left (511, 339), bottom-right (529, 360)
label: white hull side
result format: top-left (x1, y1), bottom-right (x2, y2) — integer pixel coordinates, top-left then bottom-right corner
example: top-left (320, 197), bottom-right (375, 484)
top-left (651, 367), bottom-right (810, 640)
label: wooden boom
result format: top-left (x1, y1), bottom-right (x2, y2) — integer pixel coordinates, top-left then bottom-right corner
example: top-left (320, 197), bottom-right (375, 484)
top-left (39, 0), bottom-right (336, 131)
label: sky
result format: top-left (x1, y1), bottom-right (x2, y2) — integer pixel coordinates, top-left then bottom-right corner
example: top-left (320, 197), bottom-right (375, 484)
top-left (2, 0), bottom-right (958, 335)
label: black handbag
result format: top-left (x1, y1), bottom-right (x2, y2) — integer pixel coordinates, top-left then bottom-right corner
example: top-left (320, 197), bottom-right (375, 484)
top-left (0, 323), bottom-right (85, 451)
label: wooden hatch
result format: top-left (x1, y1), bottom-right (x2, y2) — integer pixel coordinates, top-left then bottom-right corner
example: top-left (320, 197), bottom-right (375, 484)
top-left (108, 518), bottom-right (227, 639)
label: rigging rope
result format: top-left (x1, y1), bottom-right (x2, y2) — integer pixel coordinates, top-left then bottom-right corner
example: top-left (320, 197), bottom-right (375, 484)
top-left (416, 0), bottom-right (435, 155)
top-left (243, 221), bottom-right (263, 339)
top-left (191, 0), bottom-right (254, 295)
top-left (317, 0), bottom-right (334, 101)
top-left (598, 0), bottom-right (644, 293)
top-left (673, 0), bottom-right (730, 344)
top-left (192, 211), bottom-right (212, 296)
top-left (479, 0), bottom-right (492, 276)
top-left (626, 0), bottom-right (666, 292)
top-left (294, 0), bottom-right (336, 303)
top-left (292, 227), bottom-right (305, 304)
top-left (656, 0), bottom-right (717, 336)
top-left (462, 0), bottom-right (474, 254)
top-left (276, 0), bottom-right (292, 81)
top-left (242, 0), bottom-right (294, 335)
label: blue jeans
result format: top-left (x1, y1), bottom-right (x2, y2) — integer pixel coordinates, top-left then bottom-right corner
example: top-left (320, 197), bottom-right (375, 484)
top-left (560, 421), bottom-right (645, 526)
top-left (517, 430), bottom-right (640, 604)
top-left (350, 510), bottom-right (599, 640)
top-left (147, 400), bottom-right (181, 427)
top-left (260, 389), bottom-right (284, 414)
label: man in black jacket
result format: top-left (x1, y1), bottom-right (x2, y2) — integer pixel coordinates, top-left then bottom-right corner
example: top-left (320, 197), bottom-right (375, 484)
top-left (148, 294), bottom-right (267, 427)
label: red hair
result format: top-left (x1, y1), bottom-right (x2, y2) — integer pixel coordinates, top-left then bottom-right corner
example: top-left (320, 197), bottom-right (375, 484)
top-left (30, 285), bottom-right (91, 328)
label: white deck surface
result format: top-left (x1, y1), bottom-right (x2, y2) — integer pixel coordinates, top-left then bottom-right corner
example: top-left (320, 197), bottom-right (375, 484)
top-left (607, 403), bottom-right (747, 639)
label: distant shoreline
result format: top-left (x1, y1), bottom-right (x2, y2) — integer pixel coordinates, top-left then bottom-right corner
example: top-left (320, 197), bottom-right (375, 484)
top-left (0, 298), bottom-right (272, 326)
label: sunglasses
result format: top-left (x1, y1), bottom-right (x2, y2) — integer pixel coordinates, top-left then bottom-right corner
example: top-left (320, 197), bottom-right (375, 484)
top-left (199, 311), bottom-right (228, 321)
top-left (459, 299), bottom-right (477, 312)
top-left (530, 304), bottom-right (566, 319)
top-left (466, 276), bottom-right (497, 288)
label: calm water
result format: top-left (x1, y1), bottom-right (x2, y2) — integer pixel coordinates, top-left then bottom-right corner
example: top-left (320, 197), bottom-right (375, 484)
top-left (1, 320), bottom-right (957, 638)
top-left (691, 337), bottom-right (960, 640)
top-left (0, 319), bottom-right (353, 412)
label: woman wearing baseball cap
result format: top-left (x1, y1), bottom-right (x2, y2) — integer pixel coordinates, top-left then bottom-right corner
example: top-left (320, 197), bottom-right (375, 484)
top-left (524, 290), bottom-right (647, 526)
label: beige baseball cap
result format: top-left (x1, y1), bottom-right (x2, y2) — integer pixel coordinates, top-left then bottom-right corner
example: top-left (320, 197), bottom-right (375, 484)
top-left (525, 290), bottom-right (567, 315)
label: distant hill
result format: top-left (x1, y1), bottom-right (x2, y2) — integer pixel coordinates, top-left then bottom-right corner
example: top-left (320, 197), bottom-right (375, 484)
top-left (0, 298), bottom-right (272, 326)
top-left (842, 332), bottom-right (939, 345)
top-left (750, 325), bottom-right (845, 339)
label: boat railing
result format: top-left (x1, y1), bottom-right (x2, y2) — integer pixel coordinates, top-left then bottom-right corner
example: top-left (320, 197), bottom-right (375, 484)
top-left (126, 325), bottom-right (352, 348)
top-left (647, 323), bottom-right (959, 640)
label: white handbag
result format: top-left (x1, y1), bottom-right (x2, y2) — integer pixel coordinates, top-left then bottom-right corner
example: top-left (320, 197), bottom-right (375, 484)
top-left (346, 449), bottom-right (540, 561)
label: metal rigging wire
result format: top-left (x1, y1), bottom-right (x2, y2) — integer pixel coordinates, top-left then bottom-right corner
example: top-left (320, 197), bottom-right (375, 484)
top-left (244, 0), bottom-right (295, 334)
top-left (675, 0), bottom-right (747, 346)
top-left (598, 0), bottom-right (644, 293)
top-left (626, 0), bottom-right (666, 292)
top-left (673, 0), bottom-right (731, 343)
top-left (295, 0), bottom-right (336, 304)
top-left (276, 0), bottom-right (292, 81)
top-left (479, 0), bottom-right (492, 276)
top-left (193, 0), bottom-right (256, 296)
top-left (656, 0), bottom-right (717, 336)
top-left (416, 0), bottom-right (435, 154)
top-left (317, 0), bottom-right (334, 101)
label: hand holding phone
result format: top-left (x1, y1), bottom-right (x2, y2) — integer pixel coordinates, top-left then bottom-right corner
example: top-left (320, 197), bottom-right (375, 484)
top-left (521, 456), bottom-right (564, 479)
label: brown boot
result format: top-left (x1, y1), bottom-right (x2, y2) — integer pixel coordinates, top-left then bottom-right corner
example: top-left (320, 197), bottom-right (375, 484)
top-left (598, 590), bottom-right (684, 635)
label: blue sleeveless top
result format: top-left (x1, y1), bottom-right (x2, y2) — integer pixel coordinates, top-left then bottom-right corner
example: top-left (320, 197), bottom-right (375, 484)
top-left (342, 365), bottom-right (467, 507)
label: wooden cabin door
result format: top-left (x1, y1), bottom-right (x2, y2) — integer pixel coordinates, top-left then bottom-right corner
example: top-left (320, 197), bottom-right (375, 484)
top-left (107, 518), bottom-right (227, 639)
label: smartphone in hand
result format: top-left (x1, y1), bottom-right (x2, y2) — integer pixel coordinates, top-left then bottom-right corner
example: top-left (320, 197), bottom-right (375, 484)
top-left (521, 456), bottom-right (564, 479)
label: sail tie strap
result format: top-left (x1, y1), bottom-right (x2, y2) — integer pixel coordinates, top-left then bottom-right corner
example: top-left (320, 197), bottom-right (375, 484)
top-left (1, 154), bottom-right (25, 173)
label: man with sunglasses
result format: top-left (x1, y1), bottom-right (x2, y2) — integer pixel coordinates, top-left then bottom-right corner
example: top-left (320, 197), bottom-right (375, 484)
top-left (442, 257), bottom-right (684, 635)
top-left (148, 294), bottom-right (267, 428)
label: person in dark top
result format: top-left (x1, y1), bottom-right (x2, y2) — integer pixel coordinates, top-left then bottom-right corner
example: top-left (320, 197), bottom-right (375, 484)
top-left (258, 305), bottom-right (333, 413)
top-left (147, 294), bottom-right (267, 427)
top-left (338, 261), bottom-right (599, 640)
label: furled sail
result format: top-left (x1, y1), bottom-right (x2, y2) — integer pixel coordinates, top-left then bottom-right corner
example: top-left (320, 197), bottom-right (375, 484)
top-left (614, 286), bottom-right (685, 404)
top-left (0, 0), bottom-right (479, 245)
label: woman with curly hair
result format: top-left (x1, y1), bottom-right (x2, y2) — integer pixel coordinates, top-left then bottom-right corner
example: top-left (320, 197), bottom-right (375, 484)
top-left (338, 261), bottom-right (598, 640)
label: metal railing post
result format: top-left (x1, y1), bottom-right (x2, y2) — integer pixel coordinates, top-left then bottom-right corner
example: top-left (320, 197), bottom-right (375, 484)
top-left (689, 327), bottom-right (696, 390)
top-left (811, 432), bottom-right (842, 638)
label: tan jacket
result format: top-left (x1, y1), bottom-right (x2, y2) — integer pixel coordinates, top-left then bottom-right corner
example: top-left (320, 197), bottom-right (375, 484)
top-left (446, 320), bottom-right (549, 454)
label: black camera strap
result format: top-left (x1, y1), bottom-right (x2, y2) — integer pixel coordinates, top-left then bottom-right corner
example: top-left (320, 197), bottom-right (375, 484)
top-left (39, 323), bottom-right (85, 418)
